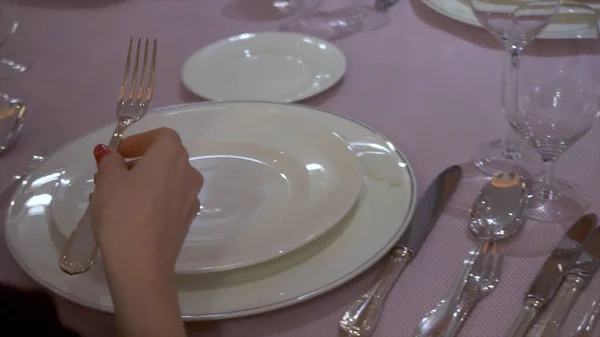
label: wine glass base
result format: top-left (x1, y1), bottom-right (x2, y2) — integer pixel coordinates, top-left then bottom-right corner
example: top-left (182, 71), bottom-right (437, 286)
top-left (279, 10), bottom-right (363, 40)
top-left (337, 5), bottom-right (391, 32)
top-left (471, 138), bottom-right (542, 179)
top-left (0, 54), bottom-right (33, 79)
top-left (273, 0), bottom-right (322, 15)
top-left (445, 163), bottom-right (492, 218)
top-left (525, 178), bottom-right (589, 222)
top-left (279, 5), bottom-right (390, 40)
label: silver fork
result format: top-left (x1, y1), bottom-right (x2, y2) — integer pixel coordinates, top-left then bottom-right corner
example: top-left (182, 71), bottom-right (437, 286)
top-left (59, 37), bottom-right (157, 275)
top-left (442, 241), bottom-right (503, 337)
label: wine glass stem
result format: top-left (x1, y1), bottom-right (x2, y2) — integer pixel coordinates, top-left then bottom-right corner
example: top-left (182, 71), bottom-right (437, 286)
top-left (502, 46), bottom-right (522, 159)
top-left (540, 159), bottom-right (556, 194)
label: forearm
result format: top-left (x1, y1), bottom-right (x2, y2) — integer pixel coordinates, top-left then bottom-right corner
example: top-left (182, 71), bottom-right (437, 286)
top-left (103, 258), bottom-right (186, 337)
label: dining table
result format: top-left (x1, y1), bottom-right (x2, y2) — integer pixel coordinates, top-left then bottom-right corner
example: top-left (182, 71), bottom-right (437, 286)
top-left (0, 0), bottom-right (599, 336)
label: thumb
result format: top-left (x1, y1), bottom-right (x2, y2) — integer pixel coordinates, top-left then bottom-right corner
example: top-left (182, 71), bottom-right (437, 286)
top-left (97, 151), bottom-right (128, 174)
top-left (94, 144), bottom-right (128, 183)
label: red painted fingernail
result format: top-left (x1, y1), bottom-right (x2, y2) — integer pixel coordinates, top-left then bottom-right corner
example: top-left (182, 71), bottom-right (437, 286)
top-left (93, 144), bottom-right (111, 163)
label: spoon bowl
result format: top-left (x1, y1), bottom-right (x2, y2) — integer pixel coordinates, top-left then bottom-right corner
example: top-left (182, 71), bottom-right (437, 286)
top-left (468, 172), bottom-right (528, 241)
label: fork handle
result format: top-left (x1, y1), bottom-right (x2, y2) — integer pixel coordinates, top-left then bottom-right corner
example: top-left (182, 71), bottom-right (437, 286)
top-left (108, 119), bottom-right (130, 150)
top-left (59, 205), bottom-right (99, 275)
top-left (443, 291), bottom-right (480, 337)
top-left (414, 244), bottom-right (482, 337)
top-left (339, 247), bottom-right (412, 337)
top-left (59, 123), bottom-right (127, 275)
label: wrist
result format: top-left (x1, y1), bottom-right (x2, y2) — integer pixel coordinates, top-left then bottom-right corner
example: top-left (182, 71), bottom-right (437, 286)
top-left (102, 256), bottom-right (185, 337)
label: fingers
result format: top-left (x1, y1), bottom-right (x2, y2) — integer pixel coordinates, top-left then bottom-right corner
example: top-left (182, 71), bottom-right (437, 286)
top-left (189, 167), bottom-right (204, 194)
top-left (184, 198), bottom-right (201, 228)
top-left (118, 127), bottom-right (182, 158)
top-left (125, 158), bottom-right (140, 169)
top-left (95, 151), bottom-right (128, 184)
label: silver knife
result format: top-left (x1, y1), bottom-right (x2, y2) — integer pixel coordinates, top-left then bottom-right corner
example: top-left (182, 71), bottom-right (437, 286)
top-left (571, 291), bottom-right (600, 337)
top-left (339, 165), bottom-right (463, 337)
top-left (506, 213), bottom-right (596, 337)
top-left (526, 214), bottom-right (600, 337)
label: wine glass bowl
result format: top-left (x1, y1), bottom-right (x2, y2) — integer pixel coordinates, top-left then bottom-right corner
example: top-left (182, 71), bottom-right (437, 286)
top-left (279, 0), bottom-right (391, 41)
top-left (506, 0), bottom-right (600, 221)
top-left (468, 0), bottom-right (560, 178)
top-left (471, 0), bottom-right (558, 48)
top-left (272, 0), bottom-right (322, 15)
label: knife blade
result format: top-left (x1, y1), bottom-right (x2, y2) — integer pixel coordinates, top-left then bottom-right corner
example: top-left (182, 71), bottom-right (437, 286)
top-left (339, 165), bottom-right (462, 337)
top-left (526, 214), bottom-right (600, 337)
top-left (506, 213), bottom-right (596, 337)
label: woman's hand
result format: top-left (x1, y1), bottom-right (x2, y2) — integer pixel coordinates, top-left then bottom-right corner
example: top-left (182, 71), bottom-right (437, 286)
top-left (89, 127), bottom-right (203, 337)
top-left (91, 127), bottom-right (203, 274)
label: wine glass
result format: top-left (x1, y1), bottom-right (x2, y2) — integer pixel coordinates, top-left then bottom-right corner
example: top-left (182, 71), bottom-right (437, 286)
top-left (468, 0), bottom-right (560, 178)
top-left (0, 1), bottom-right (32, 79)
top-left (506, 0), bottom-right (600, 221)
top-left (279, 0), bottom-right (392, 41)
top-left (272, 0), bottom-right (322, 16)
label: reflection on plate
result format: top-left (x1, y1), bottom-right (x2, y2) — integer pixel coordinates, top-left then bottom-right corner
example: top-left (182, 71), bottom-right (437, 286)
top-left (50, 102), bottom-right (363, 273)
top-left (5, 101), bottom-right (416, 320)
top-left (181, 32), bottom-right (346, 102)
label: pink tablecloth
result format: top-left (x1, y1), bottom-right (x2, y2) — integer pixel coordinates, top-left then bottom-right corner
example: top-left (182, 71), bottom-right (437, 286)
top-left (1, 0), bottom-right (599, 336)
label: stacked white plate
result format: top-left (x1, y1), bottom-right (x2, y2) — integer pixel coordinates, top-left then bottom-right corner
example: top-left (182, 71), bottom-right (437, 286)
top-left (4, 101), bottom-right (416, 319)
top-left (420, 0), bottom-right (600, 39)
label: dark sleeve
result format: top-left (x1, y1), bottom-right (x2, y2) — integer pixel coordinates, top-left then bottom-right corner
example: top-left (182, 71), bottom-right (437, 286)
top-left (0, 283), bottom-right (80, 337)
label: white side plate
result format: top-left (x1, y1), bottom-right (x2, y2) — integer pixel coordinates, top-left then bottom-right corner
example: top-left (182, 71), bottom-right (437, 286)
top-left (181, 32), bottom-right (346, 102)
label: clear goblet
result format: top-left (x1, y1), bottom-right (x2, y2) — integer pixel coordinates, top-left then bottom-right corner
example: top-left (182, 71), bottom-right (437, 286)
top-left (279, 0), bottom-right (392, 41)
top-left (468, 0), bottom-right (560, 178)
top-left (0, 1), bottom-right (32, 79)
top-left (507, 0), bottom-right (600, 221)
top-left (272, 0), bottom-right (322, 15)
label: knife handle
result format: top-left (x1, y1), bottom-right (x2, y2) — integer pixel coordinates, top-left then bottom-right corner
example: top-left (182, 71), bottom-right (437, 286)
top-left (572, 292), bottom-right (600, 337)
top-left (507, 297), bottom-right (543, 337)
top-left (339, 247), bottom-right (411, 337)
top-left (526, 274), bottom-right (585, 337)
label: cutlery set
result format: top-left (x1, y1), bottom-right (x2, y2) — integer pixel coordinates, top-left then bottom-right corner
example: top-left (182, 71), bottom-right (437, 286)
top-left (339, 166), bottom-right (599, 337)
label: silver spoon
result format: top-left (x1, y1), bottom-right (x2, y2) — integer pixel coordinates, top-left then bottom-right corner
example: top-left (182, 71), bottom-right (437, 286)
top-left (415, 172), bottom-right (528, 337)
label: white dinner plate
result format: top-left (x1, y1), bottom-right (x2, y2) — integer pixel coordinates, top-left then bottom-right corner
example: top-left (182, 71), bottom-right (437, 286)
top-left (48, 103), bottom-right (362, 273)
top-left (181, 32), bottom-right (346, 102)
top-left (5, 101), bottom-right (417, 320)
top-left (420, 0), bottom-right (600, 39)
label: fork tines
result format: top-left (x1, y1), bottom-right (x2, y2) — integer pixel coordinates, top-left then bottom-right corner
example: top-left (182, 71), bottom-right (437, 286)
top-left (119, 37), bottom-right (157, 104)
